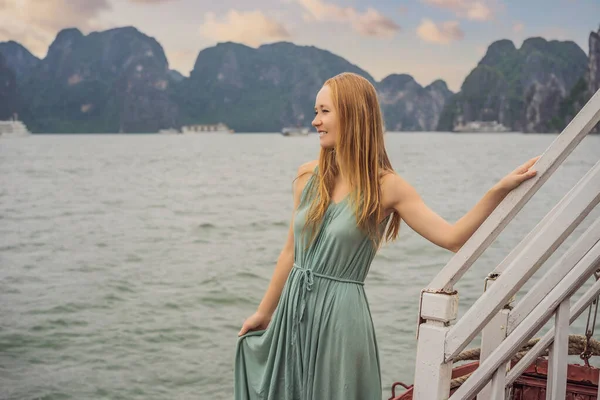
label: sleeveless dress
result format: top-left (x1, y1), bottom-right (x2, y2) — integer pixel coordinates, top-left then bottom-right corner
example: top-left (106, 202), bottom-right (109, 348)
top-left (234, 167), bottom-right (388, 400)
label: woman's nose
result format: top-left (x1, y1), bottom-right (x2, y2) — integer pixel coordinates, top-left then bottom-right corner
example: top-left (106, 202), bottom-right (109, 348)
top-left (312, 117), bottom-right (320, 127)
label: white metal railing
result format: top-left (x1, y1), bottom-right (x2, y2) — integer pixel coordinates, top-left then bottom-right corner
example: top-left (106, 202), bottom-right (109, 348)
top-left (445, 162), bottom-right (600, 360)
top-left (413, 88), bottom-right (600, 400)
top-left (449, 241), bottom-right (600, 399)
top-left (507, 218), bottom-right (600, 334)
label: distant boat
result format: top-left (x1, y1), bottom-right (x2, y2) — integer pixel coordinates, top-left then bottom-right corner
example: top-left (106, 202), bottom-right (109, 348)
top-left (181, 123), bottom-right (233, 134)
top-left (0, 118), bottom-right (31, 137)
top-left (453, 120), bottom-right (512, 133)
top-left (281, 127), bottom-right (309, 136)
top-left (158, 128), bottom-right (180, 134)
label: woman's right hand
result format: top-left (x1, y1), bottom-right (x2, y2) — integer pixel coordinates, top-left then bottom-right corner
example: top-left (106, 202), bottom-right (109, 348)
top-left (238, 311), bottom-right (271, 336)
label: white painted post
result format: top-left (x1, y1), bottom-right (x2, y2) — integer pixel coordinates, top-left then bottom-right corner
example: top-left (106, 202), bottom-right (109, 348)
top-left (413, 291), bottom-right (459, 400)
top-left (546, 299), bottom-right (570, 400)
top-left (414, 323), bottom-right (453, 400)
top-left (488, 365), bottom-right (510, 400)
top-left (479, 276), bottom-right (511, 400)
top-left (481, 309), bottom-right (511, 400)
top-left (546, 345), bottom-right (554, 396)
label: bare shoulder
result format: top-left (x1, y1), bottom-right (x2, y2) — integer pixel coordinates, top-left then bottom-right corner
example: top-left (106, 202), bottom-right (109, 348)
top-left (297, 159), bottom-right (319, 178)
top-left (380, 171), bottom-right (419, 211)
top-left (292, 160), bottom-right (318, 204)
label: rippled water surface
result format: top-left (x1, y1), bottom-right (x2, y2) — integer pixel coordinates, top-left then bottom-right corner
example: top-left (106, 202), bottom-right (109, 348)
top-left (1, 132), bottom-right (599, 399)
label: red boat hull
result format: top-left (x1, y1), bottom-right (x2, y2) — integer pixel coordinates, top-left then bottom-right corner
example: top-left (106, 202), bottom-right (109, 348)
top-left (390, 358), bottom-right (599, 399)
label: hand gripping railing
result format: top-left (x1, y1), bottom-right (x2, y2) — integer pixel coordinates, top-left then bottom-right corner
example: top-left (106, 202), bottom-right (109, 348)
top-left (413, 88), bottom-right (600, 400)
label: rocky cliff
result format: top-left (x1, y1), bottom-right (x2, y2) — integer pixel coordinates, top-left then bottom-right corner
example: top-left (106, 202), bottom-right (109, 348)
top-left (0, 41), bottom-right (39, 82)
top-left (15, 27), bottom-right (179, 133)
top-left (172, 42), bottom-right (376, 132)
top-left (588, 27), bottom-right (600, 133)
top-left (0, 29), bottom-right (452, 133)
top-left (377, 75), bottom-right (452, 131)
top-left (588, 27), bottom-right (600, 96)
top-left (0, 53), bottom-right (17, 120)
top-left (171, 42), bottom-right (452, 132)
top-left (438, 37), bottom-right (588, 133)
top-left (550, 27), bottom-right (600, 133)
top-left (3, 25), bottom-right (596, 133)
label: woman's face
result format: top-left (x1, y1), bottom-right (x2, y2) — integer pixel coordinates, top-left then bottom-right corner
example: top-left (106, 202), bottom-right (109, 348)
top-left (312, 85), bottom-right (338, 149)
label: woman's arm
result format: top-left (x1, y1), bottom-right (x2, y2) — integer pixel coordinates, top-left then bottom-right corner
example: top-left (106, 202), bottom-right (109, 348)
top-left (386, 156), bottom-right (539, 253)
top-left (238, 160), bottom-right (317, 335)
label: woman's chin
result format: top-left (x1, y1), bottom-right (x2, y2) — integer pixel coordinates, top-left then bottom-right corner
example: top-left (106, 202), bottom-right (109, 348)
top-left (319, 136), bottom-right (335, 149)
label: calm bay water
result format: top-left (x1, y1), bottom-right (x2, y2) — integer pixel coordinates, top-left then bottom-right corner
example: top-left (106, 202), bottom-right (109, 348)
top-left (1, 132), bottom-right (599, 400)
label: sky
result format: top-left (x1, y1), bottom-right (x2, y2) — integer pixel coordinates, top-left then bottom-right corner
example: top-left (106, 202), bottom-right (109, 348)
top-left (0, 0), bottom-right (598, 92)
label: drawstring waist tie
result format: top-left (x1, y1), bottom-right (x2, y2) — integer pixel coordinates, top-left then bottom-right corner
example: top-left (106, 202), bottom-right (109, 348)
top-left (291, 263), bottom-right (364, 344)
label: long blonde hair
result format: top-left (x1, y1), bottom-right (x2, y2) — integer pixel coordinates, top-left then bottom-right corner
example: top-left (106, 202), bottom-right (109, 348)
top-left (303, 72), bottom-right (401, 247)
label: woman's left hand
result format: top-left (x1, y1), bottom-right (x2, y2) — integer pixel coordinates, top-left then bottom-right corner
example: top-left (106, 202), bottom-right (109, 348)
top-left (495, 155), bottom-right (541, 193)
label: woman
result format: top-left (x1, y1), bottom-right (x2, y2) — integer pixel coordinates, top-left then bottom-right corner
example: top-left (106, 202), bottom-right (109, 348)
top-left (234, 72), bottom-right (538, 400)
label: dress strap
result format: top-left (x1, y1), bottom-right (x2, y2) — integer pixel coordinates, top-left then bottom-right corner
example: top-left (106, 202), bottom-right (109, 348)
top-left (298, 165), bottom-right (318, 206)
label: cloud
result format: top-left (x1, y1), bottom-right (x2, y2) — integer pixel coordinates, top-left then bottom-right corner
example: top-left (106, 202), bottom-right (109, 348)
top-left (298, 0), bottom-right (400, 38)
top-left (353, 9), bottom-right (401, 38)
top-left (0, 0), bottom-right (110, 56)
top-left (513, 22), bottom-right (524, 33)
top-left (14, 0), bottom-right (109, 33)
top-left (199, 10), bottom-right (291, 47)
top-left (417, 19), bottom-right (464, 44)
top-left (421, 0), bottom-right (496, 21)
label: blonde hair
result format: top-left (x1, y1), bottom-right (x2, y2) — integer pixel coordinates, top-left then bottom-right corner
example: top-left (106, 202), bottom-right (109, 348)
top-left (303, 72), bottom-right (401, 247)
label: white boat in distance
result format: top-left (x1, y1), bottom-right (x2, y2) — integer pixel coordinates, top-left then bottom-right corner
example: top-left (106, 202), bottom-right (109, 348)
top-left (181, 123), bottom-right (233, 133)
top-left (0, 118), bottom-right (31, 137)
top-left (281, 127), bottom-right (309, 136)
top-left (453, 120), bottom-right (512, 133)
top-left (158, 128), bottom-right (180, 134)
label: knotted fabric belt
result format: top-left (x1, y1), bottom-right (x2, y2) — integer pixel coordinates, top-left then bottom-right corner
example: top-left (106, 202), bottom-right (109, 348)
top-left (291, 263), bottom-right (364, 345)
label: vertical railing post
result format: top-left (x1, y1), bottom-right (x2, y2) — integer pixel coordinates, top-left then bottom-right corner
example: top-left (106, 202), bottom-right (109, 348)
top-left (413, 291), bottom-right (459, 400)
top-left (546, 299), bottom-right (570, 400)
top-left (479, 274), bottom-right (511, 400)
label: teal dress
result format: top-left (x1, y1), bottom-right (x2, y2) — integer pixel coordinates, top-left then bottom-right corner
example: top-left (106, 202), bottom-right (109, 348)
top-left (234, 167), bottom-right (388, 400)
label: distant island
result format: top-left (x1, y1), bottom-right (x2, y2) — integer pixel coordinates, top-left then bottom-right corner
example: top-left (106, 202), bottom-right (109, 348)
top-left (0, 25), bottom-right (598, 134)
